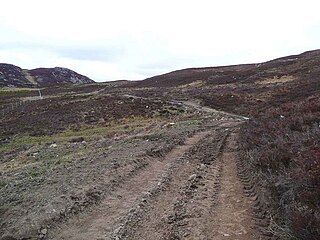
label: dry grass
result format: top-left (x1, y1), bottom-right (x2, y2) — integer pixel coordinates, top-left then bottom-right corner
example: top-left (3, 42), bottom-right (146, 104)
top-left (256, 75), bottom-right (295, 85)
top-left (178, 80), bottom-right (204, 88)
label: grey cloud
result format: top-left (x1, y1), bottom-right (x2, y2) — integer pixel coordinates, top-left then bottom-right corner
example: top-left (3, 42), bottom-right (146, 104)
top-left (56, 46), bottom-right (124, 62)
top-left (137, 63), bottom-right (172, 75)
top-left (0, 40), bottom-right (124, 62)
top-left (136, 56), bottom-right (204, 78)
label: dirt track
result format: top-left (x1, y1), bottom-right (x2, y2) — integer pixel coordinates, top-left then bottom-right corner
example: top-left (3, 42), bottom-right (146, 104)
top-left (1, 96), bottom-right (268, 240)
top-left (48, 131), bottom-right (209, 239)
top-left (46, 118), bottom-right (266, 239)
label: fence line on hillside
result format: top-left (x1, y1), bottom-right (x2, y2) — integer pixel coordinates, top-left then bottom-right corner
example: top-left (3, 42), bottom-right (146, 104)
top-left (0, 100), bottom-right (30, 118)
top-left (1, 89), bottom-right (43, 118)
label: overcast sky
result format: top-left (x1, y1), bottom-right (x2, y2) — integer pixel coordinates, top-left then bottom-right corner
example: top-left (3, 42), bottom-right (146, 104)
top-left (1, 0), bottom-right (320, 82)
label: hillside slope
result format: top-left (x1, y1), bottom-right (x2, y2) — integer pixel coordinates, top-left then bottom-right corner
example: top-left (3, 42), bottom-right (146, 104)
top-left (0, 64), bottom-right (94, 87)
top-left (130, 49), bottom-right (320, 117)
top-left (135, 49), bottom-right (320, 89)
top-left (126, 50), bottom-right (320, 239)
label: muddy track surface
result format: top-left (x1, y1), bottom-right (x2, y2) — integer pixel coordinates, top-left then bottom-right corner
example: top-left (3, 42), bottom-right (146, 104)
top-left (1, 92), bottom-right (267, 239)
top-left (45, 122), bottom-right (267, 240)
top-left (47, 131), bottom-right (210, 240)
top-left (127, 128), bottom-right (265, 240)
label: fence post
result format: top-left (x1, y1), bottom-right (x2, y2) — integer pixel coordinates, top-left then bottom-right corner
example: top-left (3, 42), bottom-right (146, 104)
top-left (38, 89), bottom-right (42, 99)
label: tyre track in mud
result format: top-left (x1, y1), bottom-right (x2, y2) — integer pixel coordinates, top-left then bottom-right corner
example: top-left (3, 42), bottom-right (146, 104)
top-left (171, 129), bottom-right (266, 240)
top-left (127, 125), bottom-right (267, 240)
top-left (174, 132), bottom-right (228, 240)
top-left (47, 131), bottom-right (210, 240)
top-left (127, 129), bottom-right (228, 240)
top-left (206, 131), bottom-right (263, 239)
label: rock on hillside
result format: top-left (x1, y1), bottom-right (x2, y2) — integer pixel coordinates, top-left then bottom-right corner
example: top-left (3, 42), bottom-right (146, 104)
top-left (0, 64), bottom-right (94, 87)
top-left (0, 64), bottom-right (31, 87)
top-left (29, 67), bottom-right (94, 86)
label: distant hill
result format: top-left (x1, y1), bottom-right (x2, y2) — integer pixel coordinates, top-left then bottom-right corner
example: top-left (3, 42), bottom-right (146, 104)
top-left (128, 49), bottom-right (320, 117)
top-left (0, 64), bottom-right (94, 87)
top-left (135, 49), bottom-right (320, 88)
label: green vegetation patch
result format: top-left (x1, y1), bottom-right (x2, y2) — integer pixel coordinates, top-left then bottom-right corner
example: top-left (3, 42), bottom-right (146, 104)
top-left (0, 117), bottom-right (153, 151)
top-left (0, 89), bottom-right (34, 95)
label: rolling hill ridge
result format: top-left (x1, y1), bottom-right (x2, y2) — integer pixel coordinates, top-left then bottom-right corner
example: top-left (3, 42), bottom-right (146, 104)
top-left (0, 63), bottom-right (94, 88)
top-left (135, 49), bottom-right (320, 88)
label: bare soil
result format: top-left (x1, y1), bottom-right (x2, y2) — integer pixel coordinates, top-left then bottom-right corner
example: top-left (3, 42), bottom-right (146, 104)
top-left (1, 87), bottom-right (268, 240)
top-left (207, 132), bottom-right (261, 239)
top-left (48, 131), bottom-right (209, 240)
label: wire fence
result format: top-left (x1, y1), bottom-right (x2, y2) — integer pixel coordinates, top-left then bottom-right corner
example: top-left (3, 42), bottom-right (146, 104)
top-left (0, 100), bottom-right (31, 118)
top-left (0, 90), bottom-right (43, 118)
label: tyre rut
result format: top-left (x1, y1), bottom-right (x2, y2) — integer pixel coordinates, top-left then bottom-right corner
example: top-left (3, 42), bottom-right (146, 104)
top-left (127, 125), bottom-right (266, 240)
top-left (128, 128), bottom-right (228, 240)
top-left (47, 131), bottom-right (209, 240)
top-left (205, 131), bottom-right (264, 239)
